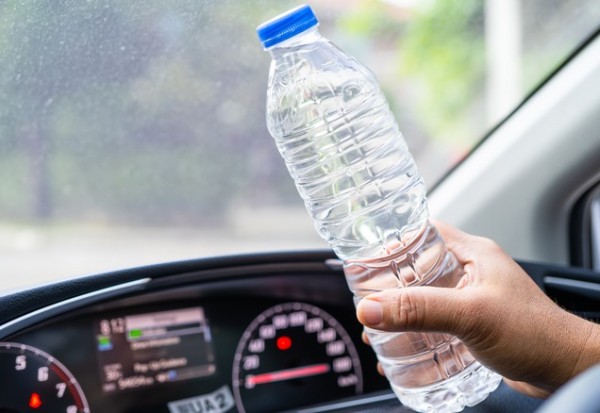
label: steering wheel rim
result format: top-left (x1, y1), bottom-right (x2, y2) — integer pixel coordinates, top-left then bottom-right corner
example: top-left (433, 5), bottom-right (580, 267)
top-left (535, 365), bottom-right (600, 413)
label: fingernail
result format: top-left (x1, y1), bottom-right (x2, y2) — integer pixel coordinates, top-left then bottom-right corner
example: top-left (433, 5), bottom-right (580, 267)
top-left (359, 299), bottom-right (383, 326)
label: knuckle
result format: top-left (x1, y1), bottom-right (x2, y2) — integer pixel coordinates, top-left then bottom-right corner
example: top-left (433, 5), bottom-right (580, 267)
top-left (391, 292), bottom-right (422, 330)
top-left (477, 236), bottom-right (501, 252)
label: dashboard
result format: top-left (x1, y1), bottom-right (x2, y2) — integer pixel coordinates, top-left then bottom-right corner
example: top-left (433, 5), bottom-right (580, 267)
top-left (0, 251), bottom-right (388, 413)
top-left (2, 250), bottom-right (599, 413)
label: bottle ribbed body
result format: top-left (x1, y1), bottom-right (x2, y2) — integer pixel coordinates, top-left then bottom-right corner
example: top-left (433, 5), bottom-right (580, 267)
top-left (345, 223), bottom-right (501, 412)
top-left (266, 32), bottom-right (429, 259)
top-left (265, 31), bottom-right (500, 412)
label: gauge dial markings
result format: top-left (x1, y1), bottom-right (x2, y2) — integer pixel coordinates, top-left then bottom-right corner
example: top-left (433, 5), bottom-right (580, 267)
top-left (232, 302), bottom-right (363, 413)
top-left (0, 342), bottom-right (90, 412)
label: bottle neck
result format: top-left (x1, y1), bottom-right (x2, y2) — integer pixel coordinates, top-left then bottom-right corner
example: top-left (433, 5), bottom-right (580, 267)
top-left (266, 27), bottom-right (322, 57)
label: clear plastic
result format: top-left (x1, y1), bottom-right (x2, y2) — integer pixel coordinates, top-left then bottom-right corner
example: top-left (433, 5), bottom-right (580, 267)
top-left (264, 27), bottom-right (501, 412)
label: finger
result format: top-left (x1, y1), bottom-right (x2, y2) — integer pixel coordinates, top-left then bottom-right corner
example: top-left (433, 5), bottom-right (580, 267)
top-left (361, 330), bottom-right (370, 345)
top-left (503, 378), bottom-right (551, 399)
top-left (433, 221), bottom-right (477, 264)
top-left (356, 286), bottom-right (472, 335)
top-left (377, 362), bottom-right (384, 376)
top-left (434, 221), bottom-right (505, 275)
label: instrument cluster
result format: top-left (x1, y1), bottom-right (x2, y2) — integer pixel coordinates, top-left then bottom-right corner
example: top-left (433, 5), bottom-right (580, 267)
top-left (0, 255), bottom-right (388, 412)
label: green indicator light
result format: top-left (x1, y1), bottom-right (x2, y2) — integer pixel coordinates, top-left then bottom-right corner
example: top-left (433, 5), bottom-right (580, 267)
top-left (129, 329), bottom-right (143, 339)
top-left (98, 336), bottom-right (111, 345)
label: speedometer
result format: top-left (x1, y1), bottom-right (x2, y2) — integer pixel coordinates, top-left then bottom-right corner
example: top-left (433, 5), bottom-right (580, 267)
top-left (232, 302), bottom-right (363, 413)
top-left (0, 342), bottom-right (90, 412)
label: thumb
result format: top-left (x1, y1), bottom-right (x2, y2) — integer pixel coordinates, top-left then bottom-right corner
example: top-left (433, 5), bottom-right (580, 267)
top-left (356, 286), bottom-right (473, 336)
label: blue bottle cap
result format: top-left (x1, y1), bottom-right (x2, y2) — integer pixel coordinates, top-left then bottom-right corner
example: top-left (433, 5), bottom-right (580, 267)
top-left (256, 4), bottom-right (319, 49)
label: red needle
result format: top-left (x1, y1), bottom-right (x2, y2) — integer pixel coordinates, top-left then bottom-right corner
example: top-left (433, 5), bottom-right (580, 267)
top-left (245, 363), bottom-right (330, 387)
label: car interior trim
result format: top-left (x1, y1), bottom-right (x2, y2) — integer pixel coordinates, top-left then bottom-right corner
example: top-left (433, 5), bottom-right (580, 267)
top-left (590, 196), bottom-right (600, 271)
top-left (0, 277), bottom-right (151, 339)
top-left (543, 276), bottom-right (600, 301)
top-left (291, 390), bottom-right (397, 413)
top-left (430, 32), bottom-right (600, 264)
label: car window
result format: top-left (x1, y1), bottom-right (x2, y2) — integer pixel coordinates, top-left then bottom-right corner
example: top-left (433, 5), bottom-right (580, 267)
top-left (1, 0), bottom-right (599, 290)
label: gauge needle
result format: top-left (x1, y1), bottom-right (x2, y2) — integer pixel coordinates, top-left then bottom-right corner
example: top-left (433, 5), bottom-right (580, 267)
top-left (246, 363), bottom-right (330, 387)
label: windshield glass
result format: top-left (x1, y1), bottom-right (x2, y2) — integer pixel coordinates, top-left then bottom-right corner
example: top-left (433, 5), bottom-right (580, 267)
top-left (1, 0), bottom-right (599, 290)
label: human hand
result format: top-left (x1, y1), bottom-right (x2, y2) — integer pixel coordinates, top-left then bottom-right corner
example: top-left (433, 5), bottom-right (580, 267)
top-left (356, 221), bottom-right (600, 398)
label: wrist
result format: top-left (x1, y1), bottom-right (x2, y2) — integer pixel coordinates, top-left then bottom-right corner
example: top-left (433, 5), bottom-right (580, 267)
top-left (569, 317), bottom-right (600, 384)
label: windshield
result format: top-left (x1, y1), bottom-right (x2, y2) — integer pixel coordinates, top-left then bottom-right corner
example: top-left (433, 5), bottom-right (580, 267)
top-left (1, 0), bottom-right (599, 290)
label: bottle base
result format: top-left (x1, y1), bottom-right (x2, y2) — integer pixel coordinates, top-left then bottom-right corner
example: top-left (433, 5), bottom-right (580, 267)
top-left (391, 363), bottom-right (502, 413)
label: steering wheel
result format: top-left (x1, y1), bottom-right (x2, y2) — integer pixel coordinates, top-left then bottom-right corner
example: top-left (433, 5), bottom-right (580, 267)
top-left (535, 365), bottom-right (600, 413)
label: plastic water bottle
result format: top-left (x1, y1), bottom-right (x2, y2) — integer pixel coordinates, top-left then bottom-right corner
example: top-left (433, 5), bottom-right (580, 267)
top-left (256, 5), bottom-right (501, 412)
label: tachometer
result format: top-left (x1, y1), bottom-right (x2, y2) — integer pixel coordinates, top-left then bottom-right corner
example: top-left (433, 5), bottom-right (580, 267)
top-left (0, 342), bottom-right (90, 412)
top-left (232, 302), bottom-right (362, 413)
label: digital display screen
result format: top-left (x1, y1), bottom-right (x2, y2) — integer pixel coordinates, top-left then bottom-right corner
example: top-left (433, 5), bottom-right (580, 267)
top-left (95, 307), bottom-right (215, 393)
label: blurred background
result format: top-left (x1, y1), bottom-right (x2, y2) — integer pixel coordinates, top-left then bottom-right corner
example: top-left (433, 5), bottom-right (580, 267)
top-left (0, 0), bottom-right (599, 289)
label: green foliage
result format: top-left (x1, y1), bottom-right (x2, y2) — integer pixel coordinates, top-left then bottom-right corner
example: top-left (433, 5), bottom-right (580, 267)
top-left (338, 1), bottom-right (404, 41)
top-left (400, 0), bottom-right (485, 142)
top-left (338, 0), bottom-right (485, 143)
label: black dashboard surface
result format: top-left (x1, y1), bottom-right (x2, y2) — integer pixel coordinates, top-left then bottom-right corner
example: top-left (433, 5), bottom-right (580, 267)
top-left (3, 250), bottom-right (593, 412)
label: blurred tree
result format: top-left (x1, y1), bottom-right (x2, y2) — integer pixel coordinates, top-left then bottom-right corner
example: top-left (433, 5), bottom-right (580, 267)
top-left (0, 0), bottom-right (153, 219)
top-left (339, 0), bottom-right (485, 144)
top-left (400, 0), bottom-right (485, 142)
top-left (0, 0), bottom-right (296, 225)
